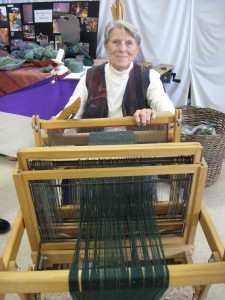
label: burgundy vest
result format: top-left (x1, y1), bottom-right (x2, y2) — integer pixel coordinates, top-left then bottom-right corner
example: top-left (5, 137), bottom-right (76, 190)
top-left (83, 63), bottom-right (150, 118)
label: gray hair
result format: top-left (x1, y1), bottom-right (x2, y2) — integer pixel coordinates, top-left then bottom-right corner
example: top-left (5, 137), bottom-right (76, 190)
top-left (104, 20), bottom-right (141, 46)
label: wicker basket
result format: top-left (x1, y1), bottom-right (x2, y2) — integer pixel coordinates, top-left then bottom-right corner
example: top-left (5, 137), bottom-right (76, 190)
top-left (179, 106), bottom-right (225, 186)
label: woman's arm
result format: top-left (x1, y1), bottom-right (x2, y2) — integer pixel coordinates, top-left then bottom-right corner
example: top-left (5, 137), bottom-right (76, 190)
top-left (133, 69), bottom-right (175, 126)
top-left (147, 69), bottom-right (175, 113)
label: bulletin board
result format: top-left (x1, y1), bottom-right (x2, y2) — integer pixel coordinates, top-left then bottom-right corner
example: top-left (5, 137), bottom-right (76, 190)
top-left (0, 1), bottom-right (100, 58)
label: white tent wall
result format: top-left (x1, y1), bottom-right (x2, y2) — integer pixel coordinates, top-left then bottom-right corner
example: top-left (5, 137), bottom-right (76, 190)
top-left (191, 1), bottom-right (225, 112)
top-left (1, 0), bottom-right (225, 112)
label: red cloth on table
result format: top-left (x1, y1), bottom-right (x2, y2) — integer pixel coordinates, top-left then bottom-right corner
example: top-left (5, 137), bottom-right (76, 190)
top-left (0, 63), bottom-right (52, 96)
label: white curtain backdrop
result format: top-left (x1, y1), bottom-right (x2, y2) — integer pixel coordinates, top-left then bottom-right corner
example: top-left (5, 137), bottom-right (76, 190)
top-left (1, 0), bottom-right (225, 112)
top-left (191, 1), bottom-right (225, 112)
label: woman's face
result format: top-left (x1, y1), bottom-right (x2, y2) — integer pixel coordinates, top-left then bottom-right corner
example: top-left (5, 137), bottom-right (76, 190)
top-left (104, 28), bottom-right (139, 71)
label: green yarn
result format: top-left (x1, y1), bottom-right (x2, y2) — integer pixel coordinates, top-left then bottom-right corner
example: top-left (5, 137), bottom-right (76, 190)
top-left (83, 57), bottom-right (94, 66)
top-left (24, 50), bottom-right (34, 61)
top-left (43, 46), bottom-right (57, 60)
top-left (40, 65), bottom-right (54, 73)
top-left (70, 61), bottom-right (83, 73)
top-left (72, 44), bottom-right (80, 54)
top-left (10, 50), bottom-right (26, 59)
top-left (69, 176), bottom-right (169, 300)
top-left (33, 47), bottom-right (44, 60)
top-left (60, 42), bottom-right (94, 67)
top-left (11, 43), bottom-right (57, 63)
top-left (68, 132), bottom-right (169, 300)
top-left (64, 58), bottom-right (83, 73)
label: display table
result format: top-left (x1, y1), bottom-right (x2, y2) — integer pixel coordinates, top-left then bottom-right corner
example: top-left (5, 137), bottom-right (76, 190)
top-left (0, 76), bottom-right (78, 157)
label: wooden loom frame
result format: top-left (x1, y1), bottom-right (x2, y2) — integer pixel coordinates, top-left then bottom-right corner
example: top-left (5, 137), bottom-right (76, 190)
top-left (31, 109), bottom-right (182, 147)
top-left (0, 142), bottom-right (225, 300)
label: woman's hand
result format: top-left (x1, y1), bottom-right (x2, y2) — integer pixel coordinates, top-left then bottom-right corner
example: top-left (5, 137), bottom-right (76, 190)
top-left (133, 108), bottom-right (157, 126)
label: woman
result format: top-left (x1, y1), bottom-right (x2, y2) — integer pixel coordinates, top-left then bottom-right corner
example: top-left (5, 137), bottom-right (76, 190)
top-left (61, 19), bottom-right (175, 125)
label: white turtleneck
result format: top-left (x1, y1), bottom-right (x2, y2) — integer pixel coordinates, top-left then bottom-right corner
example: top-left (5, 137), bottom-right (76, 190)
top-left (65, 62), bottom-right (175, 119)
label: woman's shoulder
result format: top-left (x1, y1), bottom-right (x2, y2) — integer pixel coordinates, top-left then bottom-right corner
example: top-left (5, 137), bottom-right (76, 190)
top-left (87, 63), bottom-right (107, 75)
top-left (149, 68), bottom-right (161, 78)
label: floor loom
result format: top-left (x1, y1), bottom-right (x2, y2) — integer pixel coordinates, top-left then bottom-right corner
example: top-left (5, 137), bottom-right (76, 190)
top-left (0, 112), bottom-right (225, 300)
top-left (0, 142), bottom-right (225, 299)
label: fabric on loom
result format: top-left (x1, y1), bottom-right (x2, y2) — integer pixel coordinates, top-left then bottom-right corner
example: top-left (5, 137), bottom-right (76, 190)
top-left (28, 130), bottom-right (171, 299)
top-left (88, 130), bottom-right (136, 145)
top-left (68, 176), bottom-right (169, 300)
top-left (68, 128), bottom-right (168, 300)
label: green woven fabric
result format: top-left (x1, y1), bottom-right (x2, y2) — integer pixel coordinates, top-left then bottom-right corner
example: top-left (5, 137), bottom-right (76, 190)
top-left (67, 130), bottom-right (169, 299)
top-left (88, 131), bottom-right (136, 145)
top-left (69, 176), bottom-right (169, 300)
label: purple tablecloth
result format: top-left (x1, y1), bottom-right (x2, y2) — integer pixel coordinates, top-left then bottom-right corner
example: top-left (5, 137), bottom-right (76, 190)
top-left (0, 77), bottom-right (78, 119)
